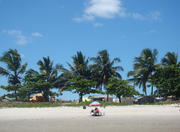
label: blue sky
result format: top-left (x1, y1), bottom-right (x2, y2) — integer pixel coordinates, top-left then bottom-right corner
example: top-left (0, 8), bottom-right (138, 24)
top-left (0, 0), bottom-right (180, 100)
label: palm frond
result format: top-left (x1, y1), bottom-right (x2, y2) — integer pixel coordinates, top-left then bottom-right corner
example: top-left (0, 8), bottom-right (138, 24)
top-left (18, 63), bottom-right (27, 75)
top-left (0, 66), bottom-right (10, 76)
top-left (162, 52), bottom-right (178, 66)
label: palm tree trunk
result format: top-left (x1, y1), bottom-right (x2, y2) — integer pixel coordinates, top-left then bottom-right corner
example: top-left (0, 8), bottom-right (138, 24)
top-left (151, 85), bottom-right (154, 96)
top-left (79, 93), bottom-right (83, 103)
top-left (105, 84), bottom-right (109, 102)
top-left (28, 94), bottom-right (30, 102)
top-left (44, 90), bottom-right (50, 102)
top-left (118, 95), bottom-right (121, 103)
top-left (143, 82), bottom-right (147, 96)
top-left (107, 94), bottom-right (109, 102)
top-left (44, 96), bottom-right (49, 102)
top-left (15, 90), bottom-right (17, 101)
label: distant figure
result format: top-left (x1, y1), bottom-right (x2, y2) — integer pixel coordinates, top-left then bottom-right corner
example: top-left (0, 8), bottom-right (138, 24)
top-left (83, 105), bottom-right (86, 109)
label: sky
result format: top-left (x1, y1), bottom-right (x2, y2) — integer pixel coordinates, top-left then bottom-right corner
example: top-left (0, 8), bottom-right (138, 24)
top-left (0, 0), bottom-right (180, 100)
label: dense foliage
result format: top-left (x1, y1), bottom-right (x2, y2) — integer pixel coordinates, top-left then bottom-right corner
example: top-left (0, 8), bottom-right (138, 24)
top-left (106, 77), bottom-right (139, 102)
top-left (62, 76), bottom-right (100, 102)
top-left (152, 65), bottom-right (180, 98)
top-left (0, 49), bottom-right (180, 102)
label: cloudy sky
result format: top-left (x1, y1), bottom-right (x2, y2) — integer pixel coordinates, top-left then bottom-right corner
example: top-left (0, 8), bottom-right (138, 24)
top-left (0, 0), bottom-right (180, 100)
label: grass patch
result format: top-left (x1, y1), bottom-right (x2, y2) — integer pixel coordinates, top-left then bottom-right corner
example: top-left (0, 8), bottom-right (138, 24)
top-left (145, 100), bottom-right (180, 105)
top-left (0, 101), bottom-right (133, 108)
top-left (0, 101), bottom-right (61, 108)
top-left (1, 100), bottom-right (179, 108)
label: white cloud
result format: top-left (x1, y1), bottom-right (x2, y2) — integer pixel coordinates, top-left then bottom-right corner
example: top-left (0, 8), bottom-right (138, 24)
top-left (32, 32), bottom-right (43, 37)
top-left (3, 30), bottom-right (28, 45)
top-left (74, 0), bottom-right (161, 22)
top-left (74, 0), bottom-right (126, 22)
top-left (2, 30), bottom-right (44, 45)
top-left (93, 22), bottom-right (103, 27)
top-left (85, 0), bottom-right (123, 18)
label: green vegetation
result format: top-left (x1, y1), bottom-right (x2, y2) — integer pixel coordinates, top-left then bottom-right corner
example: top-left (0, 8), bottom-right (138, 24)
top-left (106, 77), bottom-right (139, 102)
top-left (1, 100), bottom-right (179, 108)
top-left (161, 52), bottom-right (179, 66)
top-left (90, 50), bottom-right (123, 101)
top-left (0, 102), bottom-right (61, 108)
top-left (0, 49), bottom-right (180, 107)
top-left (62, 76), bottom-right (100, 102)
top-left (152, 52), bottom-right (180, 99)
top-left (153, 65), bottom-right (180, 98)
top-left (0, 49), bottom-right (27, 101)
top-left (128, 48), bottom-right (159, 96)
top-left (145, 100), bottom-right (180, 105)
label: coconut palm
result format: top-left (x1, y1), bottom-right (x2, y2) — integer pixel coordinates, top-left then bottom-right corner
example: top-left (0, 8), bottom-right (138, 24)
top-left (0, 49), bottom-right (27, 100)
top-left (90, 50), bottom-right (123, 101)
top-left (59, 51), bottom-right (93, 102)
top-left (59, 51), bottom-right (91, 82)
top-left (37, 56), bottom-right (58, 81)
top-left (66, 51), bottom-right (91, 78)
top-left (37, 56), bottom-right (60, 101)
top-left (128, 48), bottom-right (158, 96)
top-left (162, 52), bottom-right (179, 66)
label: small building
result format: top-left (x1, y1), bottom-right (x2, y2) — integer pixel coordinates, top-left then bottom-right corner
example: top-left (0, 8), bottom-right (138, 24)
top-left (88, 95), bottom-right (113, 102)
top-left (134, 96), bottom-right (154, 104)
top-left (121, 97), bottom-right (135, 104)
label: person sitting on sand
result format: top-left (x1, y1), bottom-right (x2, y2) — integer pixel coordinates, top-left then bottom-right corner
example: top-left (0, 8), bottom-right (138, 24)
top-left (95, 107), bottom-right (100, 116)
top-left (90, 107), bottom-right (101, 116)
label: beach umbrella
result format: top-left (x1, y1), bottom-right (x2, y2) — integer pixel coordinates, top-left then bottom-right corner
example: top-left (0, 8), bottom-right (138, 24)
top-left (89, 101), bottom-right (100, 106)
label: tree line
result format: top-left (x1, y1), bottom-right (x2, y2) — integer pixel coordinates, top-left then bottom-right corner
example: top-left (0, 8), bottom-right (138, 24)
top-left (0, 49), bottom-right (180, 102)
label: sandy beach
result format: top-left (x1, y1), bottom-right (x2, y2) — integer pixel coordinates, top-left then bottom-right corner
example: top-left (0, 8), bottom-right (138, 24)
top-left (0, 105), bottom-right (180, 132)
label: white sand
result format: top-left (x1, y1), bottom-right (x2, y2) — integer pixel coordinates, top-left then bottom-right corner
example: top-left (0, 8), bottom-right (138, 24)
top-left (0, 105), bottom-right (180, 132)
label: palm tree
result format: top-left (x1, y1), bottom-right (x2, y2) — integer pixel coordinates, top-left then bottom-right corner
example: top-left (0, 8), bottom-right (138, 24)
top-left (128, 48), bottom-right (158, 96)
top-left (162, 52), bottom-right (179, 66)
top-left (66, 51), bottom-right (91, 78)
top-left (0, 49), bottom-right (27, 101)
top-left (59, 51), bottom-right (92, 102)
top-left (90, 50), bottom-right (123, 101)
top-left (37, 56), bottom-right (60, 101)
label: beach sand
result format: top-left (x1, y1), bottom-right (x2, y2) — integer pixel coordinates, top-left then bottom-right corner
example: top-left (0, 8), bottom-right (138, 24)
top-left (0, 105), bottom-right (180, 132)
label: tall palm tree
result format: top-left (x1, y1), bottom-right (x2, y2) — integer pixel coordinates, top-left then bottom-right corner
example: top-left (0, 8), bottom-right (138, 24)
top-left (37, 56), bottom-right (60, 101)
top-left (128, 48), bottom-right (158, 96)
top-left (59, 51), bottom-right (91, 81)
top-left (66, 51), bottom-right (91, 78)
top-left (0, 49), bottom-right (27, 100)
top-left (90, 50), bottom-right (123, 101)
top-left (162, 52), bottom-right (179, 66)
top-left (59, 51), bottom-right (93, 102)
